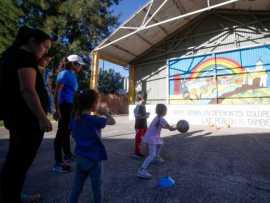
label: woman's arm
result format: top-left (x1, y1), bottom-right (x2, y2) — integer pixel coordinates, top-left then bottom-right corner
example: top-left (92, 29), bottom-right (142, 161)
top-left (18, 68), bottom-right (52, 132)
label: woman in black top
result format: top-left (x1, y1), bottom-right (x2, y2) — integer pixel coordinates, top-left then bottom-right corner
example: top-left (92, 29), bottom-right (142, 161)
top-left (0, 26), bottom-right (52, 203)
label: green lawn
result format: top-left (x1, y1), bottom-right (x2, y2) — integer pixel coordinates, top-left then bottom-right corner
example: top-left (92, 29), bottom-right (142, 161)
top-left (0, 121), bottom-right (3, 127)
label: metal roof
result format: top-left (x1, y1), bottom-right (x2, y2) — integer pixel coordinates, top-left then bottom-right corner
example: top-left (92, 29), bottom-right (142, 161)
top-left (93, 0), bottom-right (270, 66)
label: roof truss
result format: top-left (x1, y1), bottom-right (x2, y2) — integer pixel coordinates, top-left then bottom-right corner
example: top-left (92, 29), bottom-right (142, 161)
top-left (95, 0), bottom-right (240, 52)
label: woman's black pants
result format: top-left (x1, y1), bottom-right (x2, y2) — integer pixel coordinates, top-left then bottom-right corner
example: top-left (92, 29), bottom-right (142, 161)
top-left (54, 103), bottom-right (73, 164)
top-left (0, 128), bottom-right (43, 203)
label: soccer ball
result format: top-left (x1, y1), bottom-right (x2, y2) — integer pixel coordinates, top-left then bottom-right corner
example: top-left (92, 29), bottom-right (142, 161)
top-left (176, 120), bottom-right (189, 133)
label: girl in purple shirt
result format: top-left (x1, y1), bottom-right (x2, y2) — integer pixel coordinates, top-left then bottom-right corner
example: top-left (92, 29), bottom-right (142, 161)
top-left (137, 104), bottom-right (176, 179)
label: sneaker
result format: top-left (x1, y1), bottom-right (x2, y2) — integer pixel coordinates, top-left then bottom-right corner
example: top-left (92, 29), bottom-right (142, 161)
top-left (21, 192), bottom-right (41, 203)
top-left (137, 169), bottom-right (152, 179)
top-left (52, 163), bottom-right (71, 173)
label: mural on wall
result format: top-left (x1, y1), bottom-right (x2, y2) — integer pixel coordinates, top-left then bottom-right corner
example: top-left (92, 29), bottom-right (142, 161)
top-left (169, 44), bottom-right (270, 104)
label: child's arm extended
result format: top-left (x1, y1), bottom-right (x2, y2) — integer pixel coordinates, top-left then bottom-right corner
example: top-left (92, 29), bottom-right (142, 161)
top-left (97, 106), bottom-right (116, 125)
top-left (163, 123), bottom-right (177, 131)
top-left (103, 112), bottom-right (115, 125)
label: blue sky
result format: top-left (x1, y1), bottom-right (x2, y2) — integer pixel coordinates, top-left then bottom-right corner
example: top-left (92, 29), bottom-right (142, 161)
top-left (112, 0), bottom-right (148, 23)
top-left (100, 0), bottom-right (148, 77)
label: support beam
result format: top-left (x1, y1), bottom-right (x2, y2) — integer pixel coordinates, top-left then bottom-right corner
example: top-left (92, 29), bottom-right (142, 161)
top-left (172, 0), bottom-right (185, 13)
top-left (124, 8), bottom-right (169, 35)
top-left (145, 0), bottom-right (239, 30)
top-left (120, 26), bottom-right (138, 30)
top-left (145, 0), bottom-right (168, 26)
top-left (96, 0), bottom-right (239, 51)
top-left (99, 53), bottom-right (127, 67)
top-left (177, 0), bottom-right (187, 12)
top-left (152, 18), bottom-right (168, 35)
top-left (142, 7), bottom-right (169, 35)
top-left (90, 52), bottom-right (99, 90)
top-left (136, 33), bottom-right (153, 46)
top-left (112, 44), bottom-right (138, 57)
top-left (96, 0), bottom-right (153, 49)
top-left (128, 64), bottom-right (136, 104)
top-left (141, 1), bottom-right (153, 26)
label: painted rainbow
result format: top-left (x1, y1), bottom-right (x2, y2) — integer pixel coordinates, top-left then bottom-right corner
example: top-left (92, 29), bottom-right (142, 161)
top-left (190, 57), bottom-right (244, 79)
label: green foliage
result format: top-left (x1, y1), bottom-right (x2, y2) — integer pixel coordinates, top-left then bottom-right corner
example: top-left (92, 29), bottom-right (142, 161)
top-left (98, 69), bottom-right (124, 94)
top-left (17, 0), bottom-right (120, 54)
top-left (0, 0), bottom-right (120, 90)
top-left (78, 65), bottom-right (91, 91)
top-left (0, 0), bottom-right (22, 53)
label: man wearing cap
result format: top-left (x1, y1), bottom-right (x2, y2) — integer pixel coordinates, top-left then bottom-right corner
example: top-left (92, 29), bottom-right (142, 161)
top-left (53, 54), bottom-right (85, 173)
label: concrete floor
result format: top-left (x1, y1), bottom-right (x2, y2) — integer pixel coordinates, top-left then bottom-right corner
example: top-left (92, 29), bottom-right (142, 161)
top-left (1, 116), bottom-right (270, 203)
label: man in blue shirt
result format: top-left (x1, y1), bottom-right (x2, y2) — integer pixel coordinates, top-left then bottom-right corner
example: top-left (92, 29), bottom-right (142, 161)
top-left (53, 54), bottom-right (85, 173)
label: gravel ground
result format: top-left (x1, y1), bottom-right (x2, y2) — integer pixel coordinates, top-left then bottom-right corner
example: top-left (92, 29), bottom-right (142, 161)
top-left (1, 116), bottom-right (270, 203)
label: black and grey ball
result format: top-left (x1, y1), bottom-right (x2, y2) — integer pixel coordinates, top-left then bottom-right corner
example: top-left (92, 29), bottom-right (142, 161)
top-left (176, 120), bottom-right (189, 133)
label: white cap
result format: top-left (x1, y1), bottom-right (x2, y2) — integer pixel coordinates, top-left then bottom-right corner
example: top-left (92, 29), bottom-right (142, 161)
top-left (67, 54), bottom-right (85, 65)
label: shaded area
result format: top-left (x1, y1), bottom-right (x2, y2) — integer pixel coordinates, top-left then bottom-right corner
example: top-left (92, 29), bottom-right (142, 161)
top-left (0, 123), bottom-right (270, 202)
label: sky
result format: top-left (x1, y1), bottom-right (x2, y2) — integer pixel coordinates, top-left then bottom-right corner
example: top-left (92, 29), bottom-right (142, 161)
top-left (99, 0), bottom-right (148, 77)
top-left (112, 0), bottom-right (148, 23)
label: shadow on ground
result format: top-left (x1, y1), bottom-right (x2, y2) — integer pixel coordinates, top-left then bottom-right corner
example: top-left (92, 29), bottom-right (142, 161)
top-left (1, 129), bottom-right (270, 203)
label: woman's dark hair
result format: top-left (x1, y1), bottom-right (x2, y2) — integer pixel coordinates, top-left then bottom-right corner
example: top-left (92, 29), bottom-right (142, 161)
top-left (73, 89), bottom-right (99, 119)
top-left (65, 60), bottom-right (73, 70)
top-left (0, 26), bottom-right (51, 61)
top-left (13, 26), bottom-right (51, 48)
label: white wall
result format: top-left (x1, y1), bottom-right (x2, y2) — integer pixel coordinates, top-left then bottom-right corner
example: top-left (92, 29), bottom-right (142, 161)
top-left (133, 12), bottom-right (270, 104)
top-left (129, 105), bottom-right (270, 129)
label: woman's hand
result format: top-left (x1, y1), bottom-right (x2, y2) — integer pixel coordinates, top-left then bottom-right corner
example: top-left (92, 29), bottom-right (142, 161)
top-left (53, 112), bottom-right (59, 121)
top-left (39, 117), bottom-right (53, 132)
top-left (53, 109), bottom-right (62, 120)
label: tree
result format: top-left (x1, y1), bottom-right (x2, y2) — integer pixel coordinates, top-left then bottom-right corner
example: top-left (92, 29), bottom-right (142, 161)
top-left (98, 69), bottom-right (124, 94)
top-left (0, 0), bottom-right (120, 89)
top-left (0, 0), bottom-right (22, 53)
top-left (16, 0), bottom-right (120, 54)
